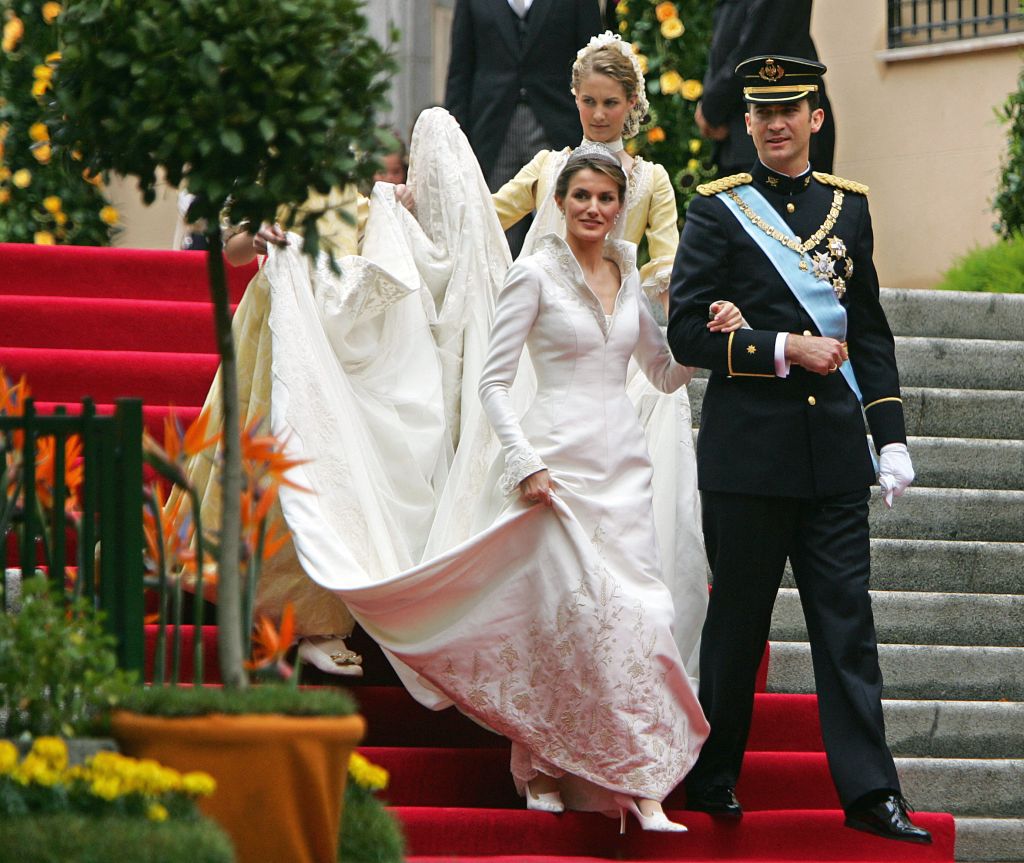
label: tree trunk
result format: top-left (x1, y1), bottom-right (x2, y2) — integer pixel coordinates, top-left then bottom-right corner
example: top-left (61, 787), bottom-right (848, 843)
top-left (205, 232), bottom-right (247, 689)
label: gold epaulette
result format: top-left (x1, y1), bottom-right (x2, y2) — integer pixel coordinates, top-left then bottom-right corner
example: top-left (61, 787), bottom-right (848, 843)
top-left (697, 172), bottom-right (753, 196)
top-left (812, 171), bottom-right (869, 195)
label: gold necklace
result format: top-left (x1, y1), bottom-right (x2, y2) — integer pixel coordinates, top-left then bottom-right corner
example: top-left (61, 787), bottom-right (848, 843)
top-left (725, 189), bottom-right (844, 271)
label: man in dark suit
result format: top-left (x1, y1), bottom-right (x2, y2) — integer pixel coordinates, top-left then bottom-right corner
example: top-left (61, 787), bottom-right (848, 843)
top-left (697, 0), bottom-right (835, 176)
top-left (444, 0), bottom-right (602, 252)
top-left (667, 56), bottom-right (931, 844)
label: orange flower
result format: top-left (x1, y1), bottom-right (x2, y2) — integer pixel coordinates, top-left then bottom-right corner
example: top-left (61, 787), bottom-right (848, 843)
top-left (34, 435), bottom-right (84, 512)
top-left (646, 126), bottom-right (667, 144)
top-left (655, 2), bottom-right (678, 22)
top-left (2, 15), bottom-right (24, 53)
top-left (0, 369), bottom-right (30, 416)
top-left (240, 415), bottom-right (308, 492)
top-left (246, 603), bottom-right (296, 676)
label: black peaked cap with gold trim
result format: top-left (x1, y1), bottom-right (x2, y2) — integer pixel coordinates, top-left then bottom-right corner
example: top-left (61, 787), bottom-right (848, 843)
top-left (736, 55), bottom-right (826, 104)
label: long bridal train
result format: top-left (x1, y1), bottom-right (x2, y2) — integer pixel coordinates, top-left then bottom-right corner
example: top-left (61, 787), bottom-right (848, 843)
top-left (260, 108), bottom-right (709, 808)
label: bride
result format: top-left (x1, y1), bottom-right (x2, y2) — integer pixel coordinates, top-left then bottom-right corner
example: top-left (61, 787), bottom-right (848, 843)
top-left (267, 143), bottom-right (731, 828)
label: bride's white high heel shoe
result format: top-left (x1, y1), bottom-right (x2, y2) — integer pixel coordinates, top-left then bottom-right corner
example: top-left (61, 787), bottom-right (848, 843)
top-left (613, 795), bottom-right (687, 834)
top-left (525, 780), bottom-right (565, 813)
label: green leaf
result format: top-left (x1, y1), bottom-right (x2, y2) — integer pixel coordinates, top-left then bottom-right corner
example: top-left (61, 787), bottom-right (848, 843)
top-left (220, 129), bottom-right (244, 154)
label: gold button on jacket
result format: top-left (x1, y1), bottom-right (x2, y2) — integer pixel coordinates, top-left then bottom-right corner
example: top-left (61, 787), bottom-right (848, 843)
top-left (807, 396), bottom-right (817, 406)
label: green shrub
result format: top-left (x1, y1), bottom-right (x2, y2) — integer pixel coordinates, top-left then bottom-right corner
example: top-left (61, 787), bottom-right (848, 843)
top-left (0, 814), bottom-right (234, 863)
top-left (339, 782), bottom-right (405, 863)
top-left (994, 56), bottom-right (1024, 239)
top-left (935, 234), bottom-right (1024, 293)
top-left (0, 575), bottom-right (136, 737)
top-left (120, 682), bottom-right (356, 717)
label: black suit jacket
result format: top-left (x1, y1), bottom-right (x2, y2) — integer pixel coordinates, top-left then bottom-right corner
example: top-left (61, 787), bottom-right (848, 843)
top-left (444, 0), bottom-right (603, 178)
top-left (701, 0), bottom-right (835, 174)
top-left (666, 162), bottom-right (905, 499)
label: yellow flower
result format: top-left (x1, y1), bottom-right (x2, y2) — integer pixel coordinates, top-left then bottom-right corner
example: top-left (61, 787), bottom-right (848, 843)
top-left (616, 1), bottom-right (629, 14)
top-left (34, 230), bottom-right (56, 245)
top-left (45, 50), bottom-right (62, 64)
top-left (689, 138), bottom-right (702, 155)
top-left (13, 168), bottom-right (32, 188)
top-left (29, 122), bottom-right (49, 142)
top-left (0, 165), bottom-right (10, 181)
top-left (147, 802), bottom-right (169, 822)
top-left (655, 2), bottom-right (678, 22)
top-left (90, 775), bottom-right (121, 800)
top-left (688, 158), bottom-right (701, 173)
top-left (54, 211), bottom-right (67, 225)
top-left (99, 205), bottom-right (119, 226)
top-left (31, 737), bottom-right (68, 769)
top-left (34, 65), bottom-right (54, 82)
top-left (660, 70), bottom-right (684, 95)
top-left (43, 195), bottom-right (62, 213)
top-left (2, 15), bottom-right (24, 53)
top-left (618, 19), bottom-right (628, 33)
top-left (636, 54), bottom-right (648, 74)
top-left (32, 79), bottom-right (50, 98)
top-left (348, 752), bottom-right (389, 791)
top-left (0, 740), bottom-right (18, 773)
top-left (0, 189), bottom-right (9, 205)
top-left (42, 2), bottom-right (63, 24)
top-left (82, 167), bottom-right (103, 187)
top-left (646, 126), bottom-right (667, 144)
top-left (625, 139), bottom-right (640, 156)
top-left (182, 771), bottom-right (217, 797)
top-left (32, 143), bottom-right (52, 164)
top-left (681, 79), bottom-right (704, 101)
top-left (660, 17), bottom-right (685, 39)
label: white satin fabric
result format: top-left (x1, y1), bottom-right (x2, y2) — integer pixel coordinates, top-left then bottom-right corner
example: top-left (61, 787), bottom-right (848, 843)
top-left (263, 108), bottom-right (709, 807)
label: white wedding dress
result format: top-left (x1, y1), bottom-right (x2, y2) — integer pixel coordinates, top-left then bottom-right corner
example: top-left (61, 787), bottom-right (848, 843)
top-left (261, 108), bottom-right (709, 806)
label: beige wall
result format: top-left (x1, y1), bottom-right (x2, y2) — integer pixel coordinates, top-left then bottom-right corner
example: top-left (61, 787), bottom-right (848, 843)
top-left (813, 5), bottom-right (1023, 287)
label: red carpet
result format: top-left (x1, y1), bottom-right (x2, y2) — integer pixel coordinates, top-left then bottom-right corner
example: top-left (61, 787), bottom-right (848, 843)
top-left (3, 244), bottom-right (955, 862)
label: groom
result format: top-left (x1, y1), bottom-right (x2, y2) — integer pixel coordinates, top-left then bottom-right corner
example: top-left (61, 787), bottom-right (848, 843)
top-left (666, 55), bottom-right (931, 844)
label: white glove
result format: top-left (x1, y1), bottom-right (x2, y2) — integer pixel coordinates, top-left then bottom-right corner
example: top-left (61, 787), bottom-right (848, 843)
top-left (878, 443), bottom-right (914, 508)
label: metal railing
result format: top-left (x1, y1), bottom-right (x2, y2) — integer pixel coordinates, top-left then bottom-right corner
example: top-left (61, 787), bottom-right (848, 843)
top-left (888, 0), bottom-right (1024, 48)
top-left (1, 398), bottom-right (144, 672)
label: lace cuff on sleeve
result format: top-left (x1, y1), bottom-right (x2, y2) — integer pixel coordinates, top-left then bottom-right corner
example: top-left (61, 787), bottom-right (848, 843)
top-left (639, 256), bottom-right (672, 303)
top-left (499, 441), bottom-right (547, 496)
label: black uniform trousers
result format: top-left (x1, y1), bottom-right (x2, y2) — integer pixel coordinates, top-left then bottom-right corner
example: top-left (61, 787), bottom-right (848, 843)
top-left (685, 487), bottom-right (901, 809)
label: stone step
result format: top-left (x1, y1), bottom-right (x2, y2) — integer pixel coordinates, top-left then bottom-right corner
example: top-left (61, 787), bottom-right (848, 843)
top-left (894, 337), bottom-right (1024, 391)
top-left (899, 437), bottom-right (1024, 491)
top-left (686, 380), bottom-right (1024, 441)
top-left (766, 641), bottom-right (1024, 701)
top-left (783, 539), bottom-right (1024, 595)
top-left (954, 817), bottom-right (1024, 862)
top-left (868, 487), bottom-right (1024, 543)
top-left (882, 700), bottom-right (1024, 759)
top-left (771, 588), bottom-right (1024, 647)
top-left (896, 758), bottom-right (1024, 819)
top-left (881, 287), bottom-right (1024, 342)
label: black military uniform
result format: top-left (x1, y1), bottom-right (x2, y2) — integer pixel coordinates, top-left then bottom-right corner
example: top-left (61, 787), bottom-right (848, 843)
top-left (667, 57), bottom-right (929, 844)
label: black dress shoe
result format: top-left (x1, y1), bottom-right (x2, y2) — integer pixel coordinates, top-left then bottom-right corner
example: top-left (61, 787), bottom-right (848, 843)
top-left (844, 794), bottom-right (932, 844)
top-left (685, 785), bottom-right (743, 818)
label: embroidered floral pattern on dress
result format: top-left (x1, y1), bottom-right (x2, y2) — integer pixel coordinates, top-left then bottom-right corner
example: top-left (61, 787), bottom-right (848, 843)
top-left (499, 440), bottom-right (547, 496)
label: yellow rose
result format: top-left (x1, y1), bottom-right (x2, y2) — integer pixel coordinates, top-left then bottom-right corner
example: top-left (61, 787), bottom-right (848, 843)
top-left (636, 54), bottom-right (648, 74)
top-left (0, 165), bottom-right (10, 181)
top-left (29, 122), bottom-right (49, 142)
top-left (55, 211), bottom-right (67, 225)
top-left (625, 139), bottom-right (640, 156)
top-left (34, 230), bottom-right (56, 245)
top-left (688, 158), bottom-right (701, 172)
top-left (0, 189), bottom-right (10, 205)
top-left (43, 195), bottom-right (62, 213)
top-left (32, 79), bottom-right (50, 98)
top-left (32, 143), bottom-right (52, 164)
top-left (616, 1), bottom-right (629, 14)
top-left (45, 50), bottom-right (62, 64)
top-left (646, 126), bottom-right (667, 144)
top-left (42, 2), bottom-right (63, 24)
top-left (99, 205), bottom-right (119, 225)
top-left (2, 16), bottom-right (24, 53)
top-left (33, 65), bottom-right (54, 82)
top-left (655, 2), bottom-right (678, 23)
top-left (660, 17), bottom-right (684, 39)
top-left (618, 19), bottom-right (628, 33)
top-left (13, 168), bottom-right (31, 188)
top-left (681, 79), bottom-right (703, 101)
top-left (689, 138), bottom-right (702, 155)
top-left (660, 70), bottom-right (684, 95)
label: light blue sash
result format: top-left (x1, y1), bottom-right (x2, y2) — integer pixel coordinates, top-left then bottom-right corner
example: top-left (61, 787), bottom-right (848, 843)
top-left (720, 184), bottom-right (876, 468)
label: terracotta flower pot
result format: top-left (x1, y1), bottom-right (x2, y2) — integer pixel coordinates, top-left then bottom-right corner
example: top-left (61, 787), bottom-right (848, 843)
top-left (111, 711), bottom-right (365, 863)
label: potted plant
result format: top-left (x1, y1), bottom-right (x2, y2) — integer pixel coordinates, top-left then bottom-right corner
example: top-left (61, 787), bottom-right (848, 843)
top-left (44, 3), bottom-right (395, 860)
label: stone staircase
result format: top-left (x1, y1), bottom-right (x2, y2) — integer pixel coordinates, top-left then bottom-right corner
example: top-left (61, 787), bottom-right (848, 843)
top-left (688, 288), bottom-right (1024, 863)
